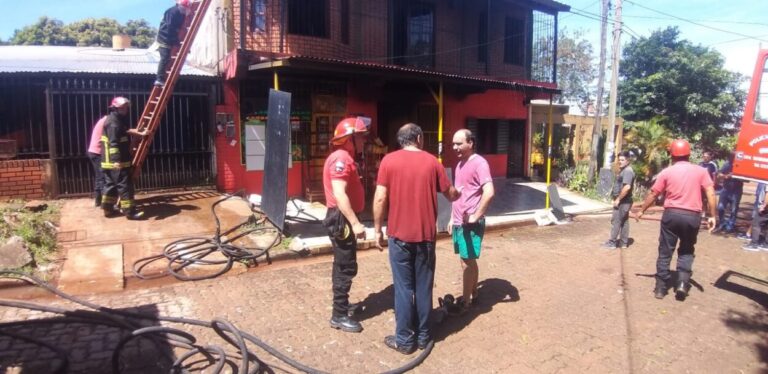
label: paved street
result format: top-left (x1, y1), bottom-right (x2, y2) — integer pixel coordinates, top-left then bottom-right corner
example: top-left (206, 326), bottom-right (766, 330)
top-left (1, 212), bottom-right (767, 373)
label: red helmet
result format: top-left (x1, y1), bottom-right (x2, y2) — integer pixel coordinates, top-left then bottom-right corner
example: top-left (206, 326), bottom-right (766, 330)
top-left (331, 117), bottom-right (369, 145)
top-left (669, 139), bottom-right (691, 157)
top-left (177, 0), bottom-right (191, 7)
top-left (110, 96), bottom-right (130, 109)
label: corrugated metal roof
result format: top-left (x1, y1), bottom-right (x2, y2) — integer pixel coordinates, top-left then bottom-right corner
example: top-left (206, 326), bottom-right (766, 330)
top-left (250, 55), bottom-right (560, 94)
top-left (0, 45), bottom-right (215, 77)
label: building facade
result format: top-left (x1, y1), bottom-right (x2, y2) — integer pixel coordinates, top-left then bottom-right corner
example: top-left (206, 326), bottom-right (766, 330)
top-left (212, 0), bottom-right (569, 200)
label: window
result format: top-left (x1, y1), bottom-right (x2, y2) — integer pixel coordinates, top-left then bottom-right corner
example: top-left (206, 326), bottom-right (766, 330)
top-left (341, 0), bottom-right (350, 44)
top-left (504, 16), bottom-right (525, 65)
top-left (392, 2), bottom-right (435, 68)
top-left (288, 0), bottom-right (328, 38)
top-left (467, 118), bottom-right (509, 154)
top-left (251, 0), bottom-right (266, 32)
top-left (478, 12), bottom-right (488, 63)
top-left (531, 11), bottom-right (556, 83)
top-left (755, 58), bottom-right (768, 123)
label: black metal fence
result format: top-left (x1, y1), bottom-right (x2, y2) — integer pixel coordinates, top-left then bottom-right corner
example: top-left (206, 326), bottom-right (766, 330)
top-left (0, 75), bottom-right (216, 196)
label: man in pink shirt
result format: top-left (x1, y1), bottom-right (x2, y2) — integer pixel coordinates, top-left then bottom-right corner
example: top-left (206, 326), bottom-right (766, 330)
top-left (87, 115), bottom-right (108, 207)
top-left (448, 129), bottom-right (494, 312)
top-left (636, 139), bottom-right (716, 300)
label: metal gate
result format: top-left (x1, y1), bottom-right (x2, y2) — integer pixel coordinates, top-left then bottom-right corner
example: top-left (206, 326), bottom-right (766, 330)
top-left (48, 77), bottom-right (215, 196)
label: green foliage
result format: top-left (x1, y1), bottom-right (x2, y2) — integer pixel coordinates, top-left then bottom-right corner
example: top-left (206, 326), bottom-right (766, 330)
top-left (556, 29), bottom-right (596, 114)
top-left (623, 118), bottom-right (673, 184)
top-left (10, 16), bottom-right (157, 48)
top-left (0, 202), bottom-right (60, 267)
top-left (619, 27), bottom-right (746, 143)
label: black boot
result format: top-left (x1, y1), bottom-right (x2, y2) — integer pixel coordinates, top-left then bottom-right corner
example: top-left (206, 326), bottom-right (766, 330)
top-left (94, 193), bottom-right (102, 208)
top-left (102, 204), bottom-right (118, 218)
top-left (674, 280), bottom-right (689, 300)
top-left (654, 279), bottom-right (668, 299)
top-left (122, 208), bottom-right (145, 220)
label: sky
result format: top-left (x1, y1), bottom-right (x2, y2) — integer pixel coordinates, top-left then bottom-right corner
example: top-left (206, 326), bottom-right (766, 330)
top-left (1, 0), bottom-right (767, 77)
top-left (560, 0), bottom-right (768, 77)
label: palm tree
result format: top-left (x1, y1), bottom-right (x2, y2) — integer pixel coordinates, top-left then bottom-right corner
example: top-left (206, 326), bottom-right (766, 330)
top-left (624, 117), bottom-right (673, 183)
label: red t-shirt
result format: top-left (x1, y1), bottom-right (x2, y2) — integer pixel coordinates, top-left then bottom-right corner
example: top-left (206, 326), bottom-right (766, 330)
top-left (323, 149), bottom-right (365, 213)
top-left (652, 161), bottom-right (714, 212)
top-left (376, 149), bottom-right (451, 242)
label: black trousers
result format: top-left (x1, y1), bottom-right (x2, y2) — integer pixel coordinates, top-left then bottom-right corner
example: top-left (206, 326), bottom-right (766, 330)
top-left (157, 46), bottom-right (172, 82)
top-left (102, 168), bottom-right (135, 210)
top-left (656, 208), bottom-right (701, 284)
top-left (87, 152), bottom-right (104, 197)
top-left (325, 208), bottom-right (358, 317)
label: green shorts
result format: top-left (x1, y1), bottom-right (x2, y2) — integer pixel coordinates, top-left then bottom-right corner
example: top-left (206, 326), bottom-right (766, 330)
top-left (452, 218), bottom-right (485, 260)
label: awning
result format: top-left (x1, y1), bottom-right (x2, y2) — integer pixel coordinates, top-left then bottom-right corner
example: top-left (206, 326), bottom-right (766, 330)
top-left (248, 55), bottom-right (560, 95)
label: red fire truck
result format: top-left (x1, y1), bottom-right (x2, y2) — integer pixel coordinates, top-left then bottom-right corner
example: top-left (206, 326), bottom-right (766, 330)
top-left (734, 49), bottom-right (768, 182)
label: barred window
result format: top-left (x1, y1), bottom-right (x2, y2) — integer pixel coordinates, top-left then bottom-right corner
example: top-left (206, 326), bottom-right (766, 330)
top-left (288, 0), bottom-right (328, 38)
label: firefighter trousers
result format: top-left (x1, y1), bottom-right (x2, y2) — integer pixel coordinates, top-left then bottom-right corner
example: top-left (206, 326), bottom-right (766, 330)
top-left (101, 167), bottom-right (136, 211)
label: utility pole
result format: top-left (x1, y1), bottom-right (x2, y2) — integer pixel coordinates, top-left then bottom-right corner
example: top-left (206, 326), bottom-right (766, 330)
top-left (604, 0), bottom-right (622, 169)
top-left (588, 0), bottom-right (609, 182)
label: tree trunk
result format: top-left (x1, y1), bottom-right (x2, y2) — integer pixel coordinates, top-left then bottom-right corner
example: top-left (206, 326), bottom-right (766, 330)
top-left (588, 0), bottom-right (609, 180)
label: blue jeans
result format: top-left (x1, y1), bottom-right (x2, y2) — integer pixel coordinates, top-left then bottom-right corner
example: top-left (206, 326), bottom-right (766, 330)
top-left (388, 237), bottom-right (435, 349)
top-left (717, 189), bottom-right (742, 231)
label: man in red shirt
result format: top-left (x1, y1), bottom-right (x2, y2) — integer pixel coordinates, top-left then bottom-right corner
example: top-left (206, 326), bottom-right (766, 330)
top-left (636, 139), bottom-right (717, 300)
top-left (374, 123), bottom-right (459, 354)
top-left (323, 117), bottom-right (368, 333)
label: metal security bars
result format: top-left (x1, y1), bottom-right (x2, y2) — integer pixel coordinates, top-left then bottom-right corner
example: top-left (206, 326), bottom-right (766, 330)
top-left (44, 77), bottom-right (215, 196)
top-left (530, 10), bottom-right (556, 83)
top-left (0, 77), bottom-right (49, 159)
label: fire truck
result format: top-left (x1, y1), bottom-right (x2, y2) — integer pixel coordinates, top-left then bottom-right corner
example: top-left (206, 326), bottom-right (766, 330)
top-left (733, 49), bottom-right (768, 183)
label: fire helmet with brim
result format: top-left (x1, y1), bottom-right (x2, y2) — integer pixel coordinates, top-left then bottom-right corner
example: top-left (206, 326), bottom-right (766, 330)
top-left (110, 96), bottom-right (130, 109)
top-left (331, 117), bottom-right (369, 145)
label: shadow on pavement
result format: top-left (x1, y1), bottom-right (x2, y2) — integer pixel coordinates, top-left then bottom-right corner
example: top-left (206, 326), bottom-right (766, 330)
top-left (720, 306), bottom-right (768, 365)
top-left (0, 304), bottom-right (175, 374)
top-left (353, 284), bottom-right (394, 322)
top-left (431, 278), bottom-right (519, 343)
top-left (713, 270), bottom-right (768, 308)
top-left (140, 203), bottom-right (200, 221)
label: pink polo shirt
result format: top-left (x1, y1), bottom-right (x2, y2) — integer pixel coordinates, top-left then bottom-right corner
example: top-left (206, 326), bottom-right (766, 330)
top-left (87, 116), bottom-right (107, 154)
top-left (452, 154), bottom-right (493, 225)
top-left (651, 161), bottom-right (713, 213)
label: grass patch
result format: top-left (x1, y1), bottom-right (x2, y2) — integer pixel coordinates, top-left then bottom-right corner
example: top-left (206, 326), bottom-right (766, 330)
top-left (0, 201), bottom-right (61, 269)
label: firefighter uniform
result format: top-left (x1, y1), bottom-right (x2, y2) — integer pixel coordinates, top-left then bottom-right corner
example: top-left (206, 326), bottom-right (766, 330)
top-left (100, 111), bottom-right (139, 218)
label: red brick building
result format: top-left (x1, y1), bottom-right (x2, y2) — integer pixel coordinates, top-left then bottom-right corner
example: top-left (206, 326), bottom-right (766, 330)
top-left (213, 0), bottom-right (568, 199)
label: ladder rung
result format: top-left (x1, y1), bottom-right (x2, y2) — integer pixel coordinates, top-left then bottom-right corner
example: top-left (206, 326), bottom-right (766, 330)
top-left (143, 116), bottom-right (152, 120)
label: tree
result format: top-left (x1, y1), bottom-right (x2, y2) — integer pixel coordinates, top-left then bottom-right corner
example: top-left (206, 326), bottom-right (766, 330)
top-left (9, 17), bottom-right (156, 48)
top-left (556, 29), bottom-right (596, 115)
top-left (123, 19), bottom-right (156, 48)
top-left (619, 27), bottom-right (746, 146)
top-left (66, 18), bottom-right (122, 47)
top-left (10, 17), bottom-right (75, 45)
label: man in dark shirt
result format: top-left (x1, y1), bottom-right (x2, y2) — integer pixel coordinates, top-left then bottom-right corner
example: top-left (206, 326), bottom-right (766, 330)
top-left (154, 0), bottom-right (192, 86)
top-left (100, 97), bottom-right (147, 220)
top-left (602, 151), bottom-right (635, 249)
top-left (715, 154), bottom-right (744, 233)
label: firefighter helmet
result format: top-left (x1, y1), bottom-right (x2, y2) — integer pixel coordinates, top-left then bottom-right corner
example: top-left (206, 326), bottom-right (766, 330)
top-left (331, 117), bottom-right (369, 145)
top-left (109, 96), bottom-right (130, 109)
top-left (177, 0), bottom-right (191, 7)
top-left (669, 139), bottom-right (691, 157)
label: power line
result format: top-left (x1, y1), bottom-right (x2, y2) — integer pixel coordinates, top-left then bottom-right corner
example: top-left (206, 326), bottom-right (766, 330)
top-left (621, 14), bottom-right (768, 27)
top-left (623, 0), bottom-right (768, 43)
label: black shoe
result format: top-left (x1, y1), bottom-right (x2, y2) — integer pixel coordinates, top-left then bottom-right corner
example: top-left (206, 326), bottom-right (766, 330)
top-left (329, 315), bottom-right (362, 333)
top-left (102, 206), bottom-right (119, 218)
top-left (384, 335), bottom-right (415, 355)
top-left (674, 281), bottom-right (689, 300)
top-left (418, 339), bottom-right (432, 350)
top-left (94, 193), bottom-right (102, 207)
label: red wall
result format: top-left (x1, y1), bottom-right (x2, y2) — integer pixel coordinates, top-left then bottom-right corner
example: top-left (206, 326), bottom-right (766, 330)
top-left (0, 159), bottom-right (50, 200)
top-left (215, 80), bottom-right (304, 197)
top-left (442, 89), bottom-right (528, 177)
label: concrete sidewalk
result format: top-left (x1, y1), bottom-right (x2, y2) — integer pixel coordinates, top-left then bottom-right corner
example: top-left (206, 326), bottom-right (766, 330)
top-left (1, 212), bottom-right (766, 373)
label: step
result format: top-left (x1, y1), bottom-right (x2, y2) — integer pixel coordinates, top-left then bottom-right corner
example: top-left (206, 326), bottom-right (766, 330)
top-left (58, 244), bottom-right (124, 295)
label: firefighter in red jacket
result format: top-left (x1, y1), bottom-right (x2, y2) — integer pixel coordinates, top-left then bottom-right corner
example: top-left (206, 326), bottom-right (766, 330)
top-left (100, 97), bottom-right (147, 220)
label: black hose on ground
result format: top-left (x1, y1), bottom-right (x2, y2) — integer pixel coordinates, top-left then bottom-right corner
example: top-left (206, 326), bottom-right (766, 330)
top-left (0, 270), bottom-right (434, 373)
top-left (132, 192), bottom-right (281, 281)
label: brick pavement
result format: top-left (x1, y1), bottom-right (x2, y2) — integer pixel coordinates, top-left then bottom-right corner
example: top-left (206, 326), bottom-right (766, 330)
top-left (1, 214), bottom-right (767, 373)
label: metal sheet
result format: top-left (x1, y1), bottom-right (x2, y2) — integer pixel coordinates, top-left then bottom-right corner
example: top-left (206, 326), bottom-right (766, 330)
top-left (261, 89), bottom-right (292, 231)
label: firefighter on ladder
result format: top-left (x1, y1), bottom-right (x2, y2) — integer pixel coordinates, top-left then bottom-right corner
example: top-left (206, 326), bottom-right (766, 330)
top-left (100, 97), bottom-right (147, 220)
